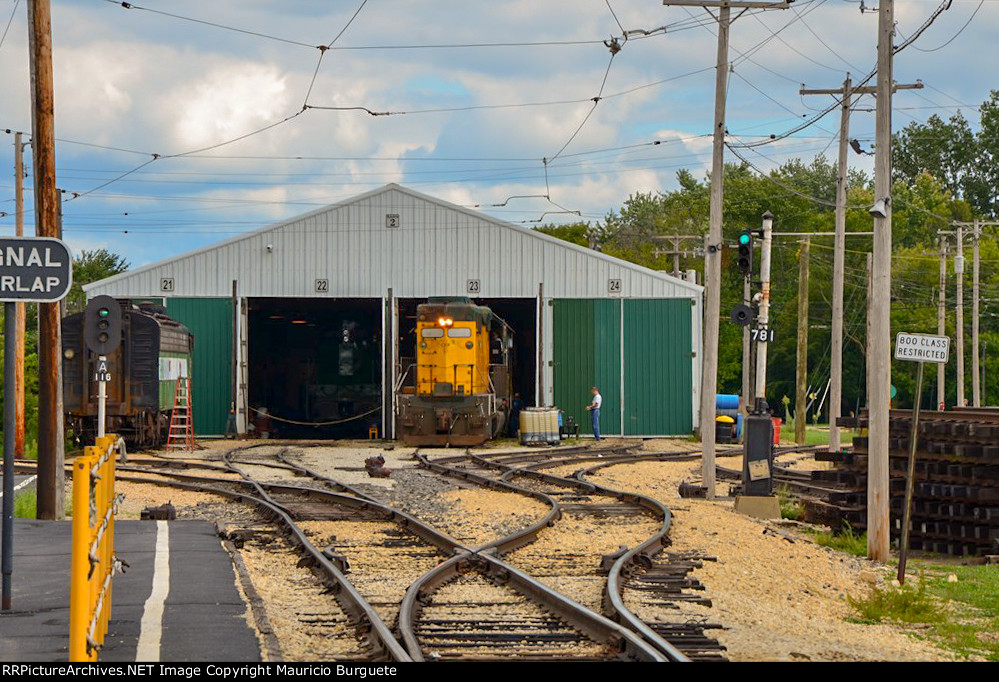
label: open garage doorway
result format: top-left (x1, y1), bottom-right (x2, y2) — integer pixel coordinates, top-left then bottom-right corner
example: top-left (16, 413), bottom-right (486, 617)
top-left (248, 298), bottom-right (382, 439)
top-left (394, 297), bottom-right (537, 419)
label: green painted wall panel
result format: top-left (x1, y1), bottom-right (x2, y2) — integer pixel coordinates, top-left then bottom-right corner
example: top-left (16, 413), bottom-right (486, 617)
top-left (165, 298), bottom-right (233, 436)
top-left (552, 299), bottom-right (595, 434)
top-left (552, 299), bottom-right (621, 436)
top-left (592, 299), bottom-right (621, 436)
top-left (623, 299), bottom-right (693, 435)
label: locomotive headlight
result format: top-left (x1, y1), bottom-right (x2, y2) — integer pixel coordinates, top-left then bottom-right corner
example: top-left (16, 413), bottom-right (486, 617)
top-left (438, 317), bottom-right (453, 327)
top-left (64, 348), bottom-right (75, 360)
top-left (419, 341), bottom-right (427, 349)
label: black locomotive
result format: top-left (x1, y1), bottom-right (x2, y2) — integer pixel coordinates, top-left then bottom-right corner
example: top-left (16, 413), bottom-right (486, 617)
top-left (63, 300), bottom-right (195, 447)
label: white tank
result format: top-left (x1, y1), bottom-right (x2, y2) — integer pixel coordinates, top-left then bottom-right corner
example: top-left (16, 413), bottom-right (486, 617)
top-left (519, 407), bottom-right (560, 445)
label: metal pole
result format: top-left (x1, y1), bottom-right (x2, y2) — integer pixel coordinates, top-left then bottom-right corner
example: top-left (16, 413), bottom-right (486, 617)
top-left (698, 3), bottom-right (730, 500)
top-left (3, 302), bottom-right (16, 609)
top-left (13, 133), bottom-right (26, 459)
top-left (98, 355), bottom-right (107, 439)
top-left (898, 361), bottom-right (924, 585)
top-left (742, 277), bottom-right (751, 412)
top-left (754, 212), bottom-right (773, 400)
top-left (867, 0), bottom-right (894, 562)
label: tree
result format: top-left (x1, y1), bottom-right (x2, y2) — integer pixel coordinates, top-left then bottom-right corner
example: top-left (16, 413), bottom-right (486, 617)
top-left (893, 90), bottom-right (999, 218)
top-left (66, 249), bottom-right (130, 314)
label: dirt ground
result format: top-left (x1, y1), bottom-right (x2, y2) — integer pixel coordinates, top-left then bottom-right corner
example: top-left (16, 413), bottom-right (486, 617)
top-left (592, 438), bottom-right (961, 662)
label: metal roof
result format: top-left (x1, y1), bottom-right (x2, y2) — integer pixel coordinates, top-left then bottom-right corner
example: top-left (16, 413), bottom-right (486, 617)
top-left (85, 184), bottom-right (703, 300)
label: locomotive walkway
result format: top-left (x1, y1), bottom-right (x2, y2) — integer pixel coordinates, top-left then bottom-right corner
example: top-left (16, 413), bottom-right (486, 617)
top-left (0, 519), bottom-right (260, 662)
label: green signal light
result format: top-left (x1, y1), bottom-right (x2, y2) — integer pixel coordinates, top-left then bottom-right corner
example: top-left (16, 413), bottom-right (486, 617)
top-left (98, 308), bottom-right (109, 317)
top-left (738, 233), bottom-right (751, 245)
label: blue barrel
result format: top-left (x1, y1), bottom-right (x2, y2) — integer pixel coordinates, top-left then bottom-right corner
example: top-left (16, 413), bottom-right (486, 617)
top-left (716, 394), bottom-right (740, 411)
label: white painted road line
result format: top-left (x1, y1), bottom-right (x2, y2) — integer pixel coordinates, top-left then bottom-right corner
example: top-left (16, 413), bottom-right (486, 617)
top-left (0, 474), bottom-right (37, 501)
top-left (136, 520), bottom-right (170, 662)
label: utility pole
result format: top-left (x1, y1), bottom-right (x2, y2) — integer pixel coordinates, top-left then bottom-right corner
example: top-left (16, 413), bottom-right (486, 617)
top-left (950, 220), bottom-right (999, 407)
top-left (955, 223), bottom-right (965, 407)
top-left (663, 0), bottom-right (790, 499)
top-left (800, 76), bottom-right (921, 452)
top-left (28, 0), bottom-right (65, 519)
top-left (795, 237), bottom-right (810, 445)
top-left (938, 236), bottom-right (947, 410)
top-left (972, 219), bottom-right (979, 407)
top-left (13, 133), bottom-right (26, 459)
top-left (651, 234), bottom-right (704, 278)
top-left (868, 0), bottom-right (895, 562)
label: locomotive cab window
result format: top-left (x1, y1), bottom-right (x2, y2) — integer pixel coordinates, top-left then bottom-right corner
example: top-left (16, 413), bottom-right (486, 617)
top-left (421, 328), bottom-right (444, 338)
top-left (447, 328), bottom-right (472, 338)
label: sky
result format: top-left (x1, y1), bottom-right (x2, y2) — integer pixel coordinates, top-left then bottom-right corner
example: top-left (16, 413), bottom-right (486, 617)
top-left (0, 0), bottom-right (995, 270)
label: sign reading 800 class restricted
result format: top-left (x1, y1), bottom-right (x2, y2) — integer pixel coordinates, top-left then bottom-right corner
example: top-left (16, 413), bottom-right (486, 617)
top-left (894, 332), bottom-right (950, 364)
top-left (0, 237), bottom-right (72, 302)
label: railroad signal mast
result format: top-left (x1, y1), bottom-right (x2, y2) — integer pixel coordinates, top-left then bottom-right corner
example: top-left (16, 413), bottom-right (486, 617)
top-left (731, 215), bottom-right (777, 505)
top-left (737, 229), bottom-right (753, 277)
top-left (84, 296), bottom-right (123, 438)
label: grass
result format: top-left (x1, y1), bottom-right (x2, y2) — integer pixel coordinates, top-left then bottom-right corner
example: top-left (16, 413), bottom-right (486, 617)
top-left (918, 563), bottom-right (999, 660)
top-left (810, 522), bottom-right (869, 556)
top-left (848, 575), bottom-right (943, 625)
top-left (844, 562), bottom-right (999, 661)
top-left (14, 489), bottom-right (36, 518)
top-left (778, 421), bottom-right (854, 447)
top-left (776, 484), bottom-right (804, 521)
top-left (811, 527), bottom-right (999, 661)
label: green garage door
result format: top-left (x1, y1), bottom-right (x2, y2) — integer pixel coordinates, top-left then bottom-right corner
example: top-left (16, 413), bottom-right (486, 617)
top-left (165, 298), bottom-right (233, 436)
top-left (622, 299), bottom-right (693, 435)
top-left (553, 298), bottom-right (693, 437)
top-left (552, 299), bottom-right (621, 436)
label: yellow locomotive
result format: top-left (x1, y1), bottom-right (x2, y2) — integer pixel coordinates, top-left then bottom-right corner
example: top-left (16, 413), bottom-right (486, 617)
top-left (395, 297), bottom-right (512, 445)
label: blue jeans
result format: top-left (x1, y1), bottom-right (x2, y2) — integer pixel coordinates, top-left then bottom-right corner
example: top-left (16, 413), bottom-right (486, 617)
top-left (591, 408), bottom-right (600, 441)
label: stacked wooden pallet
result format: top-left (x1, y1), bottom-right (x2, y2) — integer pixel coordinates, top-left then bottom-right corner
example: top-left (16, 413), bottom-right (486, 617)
top-left (801, 409), bottom-right (999, 557)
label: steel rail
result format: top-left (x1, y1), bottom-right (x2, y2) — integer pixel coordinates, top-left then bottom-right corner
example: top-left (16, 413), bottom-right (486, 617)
top-left (255, 445), bottom-right (661, 661)
top-left (494, 456), bottom-right (691, 662)
top-left (261, 448), bottom-right (660, 661)
top-left (409, 449), bottom-right (674, 662)
top-left (113, 469), bottom-right (412, 662)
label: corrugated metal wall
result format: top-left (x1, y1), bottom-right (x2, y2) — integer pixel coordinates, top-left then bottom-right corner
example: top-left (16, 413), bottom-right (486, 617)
top-left (164, 298), bottom-right (232, 436)
top-left (85, 185), bottom-right (703, 302)
top-left (553, 298), bottom-right (692, 437)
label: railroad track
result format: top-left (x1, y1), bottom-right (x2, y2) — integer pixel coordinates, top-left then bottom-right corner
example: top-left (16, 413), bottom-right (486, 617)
top-left (415, 444), bottom-right (727, 661)
top-left (115, 444), bottom-right (690, 661)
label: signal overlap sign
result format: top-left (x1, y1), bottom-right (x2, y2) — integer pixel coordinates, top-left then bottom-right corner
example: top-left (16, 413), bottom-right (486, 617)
top-left (0, 237), bottom-right (72, 302)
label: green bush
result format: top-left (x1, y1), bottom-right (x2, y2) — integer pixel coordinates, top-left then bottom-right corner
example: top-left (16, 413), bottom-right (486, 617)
top-left (848, 577), bottom-right (943, 625)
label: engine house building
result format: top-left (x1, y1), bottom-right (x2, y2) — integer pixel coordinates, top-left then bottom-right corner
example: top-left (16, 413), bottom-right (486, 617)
top-left (84, 184), bottom-right (704, 440)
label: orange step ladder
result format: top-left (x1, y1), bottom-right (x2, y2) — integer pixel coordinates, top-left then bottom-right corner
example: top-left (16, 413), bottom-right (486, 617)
top-left (166, 377), bottom-right (195, 451)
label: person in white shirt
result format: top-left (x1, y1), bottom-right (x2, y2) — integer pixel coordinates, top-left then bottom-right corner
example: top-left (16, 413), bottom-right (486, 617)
top-left (585, 387), bottom-right (602, 441)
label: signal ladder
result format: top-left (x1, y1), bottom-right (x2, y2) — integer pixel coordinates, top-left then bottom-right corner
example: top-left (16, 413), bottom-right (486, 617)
top-left (166, 377), bottom-right (195, 451)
